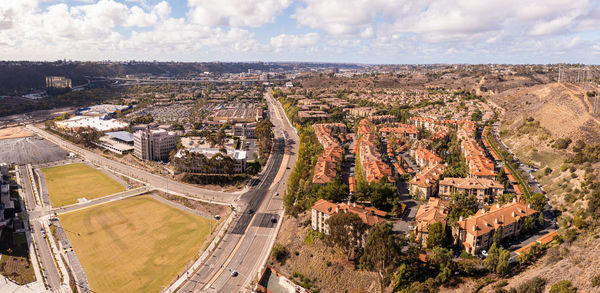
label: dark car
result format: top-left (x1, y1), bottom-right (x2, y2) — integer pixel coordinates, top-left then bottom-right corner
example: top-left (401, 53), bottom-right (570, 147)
top-left (271, 217), bottom-right (277, 223)
top-left (248, 209), bottom-right (255, 214)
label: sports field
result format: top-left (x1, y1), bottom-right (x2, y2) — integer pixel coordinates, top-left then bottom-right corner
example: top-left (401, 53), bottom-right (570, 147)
top-left (59, 195), bottom-right (215, 293)
top-left (42, 163), bottom-right (125, 207)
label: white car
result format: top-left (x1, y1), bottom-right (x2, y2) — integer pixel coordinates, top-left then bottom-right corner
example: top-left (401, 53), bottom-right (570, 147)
top-left (480, 250), bottom-right (488, 257)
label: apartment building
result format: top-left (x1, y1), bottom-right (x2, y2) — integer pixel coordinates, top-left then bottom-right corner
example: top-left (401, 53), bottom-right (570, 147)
top-left (459, 123), bottom-right (497, 180)
top-left (357, 119), bottom-right (394, 184)
top-left (311, 199), bottom-right (386, 236)
top-left (133, 129), bottom-right (178, 162)
top-left (379, 123), bottom-right (419, 140)
top-left (409, 163), bottom-right (445, 199)
top-left (312, 123), bottom-right (346, 185)
top-left (412, 148), bottom-right (443, 169)
top-left (414, 197), bottom-right (449, 246)
top-left (453, 201), bottom-right (537, 255)
top-left (439, 177), bottom-right (504, 201)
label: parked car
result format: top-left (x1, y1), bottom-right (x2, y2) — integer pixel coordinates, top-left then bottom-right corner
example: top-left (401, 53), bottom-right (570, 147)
top-left (231, 270), bottom-right (238, 277)
top-left (480, 250), bottom-right (488, 257)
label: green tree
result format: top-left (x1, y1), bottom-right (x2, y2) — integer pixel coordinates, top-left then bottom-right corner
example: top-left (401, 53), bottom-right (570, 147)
top-left (325, 212), bottom-right (368, 260)
top-left (527, 193), bottom-right (546, 211)
top-left (431, 247), bottom-right (455, 285)
top-left (360, 223), bottom-right (406, 293)
top-left (485, 242), bottom-right (499, 272)
top-left (496, 248), bottom-right (511, 276)
top-left (426, 222), bottom-right (447, 248)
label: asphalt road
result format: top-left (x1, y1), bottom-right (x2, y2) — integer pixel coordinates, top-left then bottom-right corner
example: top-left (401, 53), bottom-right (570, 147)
top-left (18, 165), bottom-right (62, 291)
top-left (26, 125), bottom-right (238, 205)
top-left (178, 90), bottom-right (299, 292)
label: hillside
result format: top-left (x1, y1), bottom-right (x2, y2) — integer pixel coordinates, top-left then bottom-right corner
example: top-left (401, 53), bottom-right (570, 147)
top-left (492, 82), bottom-right (600, 144)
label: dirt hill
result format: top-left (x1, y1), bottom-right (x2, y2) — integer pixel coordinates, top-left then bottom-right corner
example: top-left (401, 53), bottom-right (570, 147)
top-left (491, 82), bottom-right (600, 144)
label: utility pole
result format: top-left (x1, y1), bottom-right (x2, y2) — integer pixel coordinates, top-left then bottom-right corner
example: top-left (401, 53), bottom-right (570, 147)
top-left (558, 64), bottom-right (561, 83)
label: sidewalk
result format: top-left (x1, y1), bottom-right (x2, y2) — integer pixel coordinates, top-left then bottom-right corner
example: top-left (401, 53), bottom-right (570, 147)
top-left (0, 274), bottom-right (50, 293)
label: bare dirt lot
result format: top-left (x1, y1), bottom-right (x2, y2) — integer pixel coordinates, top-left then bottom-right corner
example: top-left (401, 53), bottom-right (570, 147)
top-left (0, 127), bottom-right (33, 140)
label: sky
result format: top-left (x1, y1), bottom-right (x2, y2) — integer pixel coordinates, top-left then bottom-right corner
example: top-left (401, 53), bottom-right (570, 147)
top-left (1, 0), bottom-right (600, 64)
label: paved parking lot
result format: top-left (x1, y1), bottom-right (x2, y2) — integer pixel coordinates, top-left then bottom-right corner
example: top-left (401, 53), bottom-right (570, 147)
top-left (0, 137), bottom-right (67, 164)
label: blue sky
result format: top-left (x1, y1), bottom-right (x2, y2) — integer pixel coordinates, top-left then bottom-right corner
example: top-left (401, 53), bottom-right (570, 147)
top-left (2, 0), bottom-right (600, 64)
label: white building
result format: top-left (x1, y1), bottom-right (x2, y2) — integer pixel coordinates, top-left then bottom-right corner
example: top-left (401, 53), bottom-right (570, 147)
top-left (174, 148), bottom-right (247, 174)
top-left (133, 129), bottom-right (178, 162)
top-left (55, 116), bottom-right (128, 132)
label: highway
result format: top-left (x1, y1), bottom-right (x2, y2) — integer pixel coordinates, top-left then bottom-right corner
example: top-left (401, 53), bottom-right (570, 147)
top-left (18, 165), bottom-right (63, 291)
top-left (177, 89), bottom-right (299, 292)
top-left (25, 125), bottom-right (238, 205)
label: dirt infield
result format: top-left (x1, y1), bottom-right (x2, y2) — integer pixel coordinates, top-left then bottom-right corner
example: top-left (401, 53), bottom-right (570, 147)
top-left (0, 127), bottom-right (33, 140)
top-left (0, 137), bottom-right (67, 165)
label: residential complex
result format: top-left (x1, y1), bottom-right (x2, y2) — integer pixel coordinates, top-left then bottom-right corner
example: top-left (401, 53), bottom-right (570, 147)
top-left (439, 177), bottom-right (504, 201)
top-left (311, 199), bottom-right (386, 235)
top-left (312, 123), bottom-right (346, 184)
top-left (414, 197), bottom-right (449, 246)
top-left (453, 201), bottom-right (537, 255)
top-left (408, 163), bottom-right (445, 199)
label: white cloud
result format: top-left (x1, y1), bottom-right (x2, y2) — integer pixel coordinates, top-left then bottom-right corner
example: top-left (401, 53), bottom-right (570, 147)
top-left (270, 33), bottom-right (320, 52)
top-left (187, 0), bottom-right (291, 27)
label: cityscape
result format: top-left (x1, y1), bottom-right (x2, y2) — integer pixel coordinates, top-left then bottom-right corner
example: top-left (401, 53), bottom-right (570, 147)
top-left (1, 1), bottom-right (600, 293)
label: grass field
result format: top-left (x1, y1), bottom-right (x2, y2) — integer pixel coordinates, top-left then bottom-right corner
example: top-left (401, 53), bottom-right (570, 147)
top-left (58, 195), bottom-right (214, 293)
top-left (42, 163), bottom-right (125, 207)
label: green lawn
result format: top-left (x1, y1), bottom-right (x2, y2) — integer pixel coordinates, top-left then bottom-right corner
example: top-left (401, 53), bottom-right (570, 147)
top-left (42, 163), bottom-right (125, 207)
top-left (58, 195), bottom-right (214, 293)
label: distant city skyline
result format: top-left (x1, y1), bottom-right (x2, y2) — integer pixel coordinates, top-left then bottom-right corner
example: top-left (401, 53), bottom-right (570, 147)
top-left (2, 0), bottom-right (600, 64)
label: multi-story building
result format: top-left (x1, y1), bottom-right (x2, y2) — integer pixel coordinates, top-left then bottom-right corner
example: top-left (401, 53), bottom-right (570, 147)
top-left (438, 177), bottom-right (504, 201)
top-left (174, 148), bottom-right (247, 174)
top-left (233, 122), bottom-right (256, 139)
top-left (412, 148), bottom-right (443, 169)
top-left (133, 129), bottom-right (178, 162)
top-left (409, 163), bottom-right (445, 199)
top-left (453, 201), bottom-right (537, 255)
top-left (311, 199), bottom-right (386, 236)
top-left (414, 197), bottom-right (449, 246)
top-left (312, 123), bottom-right (346, 185)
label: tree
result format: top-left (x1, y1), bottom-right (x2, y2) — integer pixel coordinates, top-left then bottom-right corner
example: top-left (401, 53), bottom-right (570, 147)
top-left (326, 212), bottom-right (368, 260)
top-left (496, 248), bottom-right (511, 276)
top-left (431, 247), bottom-right (455, 285)
top-left (527, 193), bottom-right (546, 211)
top-left (360, 223), bottom-right (406, 293)
top-left (448, 191), bottom-right (479, 223)
top-left (426, 222), bottom-right (446, 248)
top-left (317, 179), bottom-right (348, 202)
top-left (485, 242), bottom-right (499, 272)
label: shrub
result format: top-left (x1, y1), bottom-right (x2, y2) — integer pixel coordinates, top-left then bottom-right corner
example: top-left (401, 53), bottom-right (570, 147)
top-left (272, 243), bottom-right (288, 264)
top-left (553, 138), bottom-right (572, 150)
top-left (517, 277), bottom-right (546, 293)
top-left (591, 275), bottom-right (600, 287)
top-left (544, 167), bottom-right (553, 176)
top-left (549, 280), bottom-right (576, 293)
